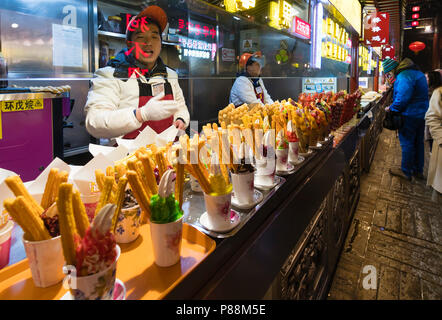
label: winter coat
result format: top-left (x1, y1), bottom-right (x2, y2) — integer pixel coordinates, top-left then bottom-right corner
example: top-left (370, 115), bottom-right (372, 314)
top-left (85, 51), bottom-right (189, 139)
top-left (425, 87), bottom-right (442, 193)
top-left (389, 58), bottom-right (429, 119)
top-left (229, 74), bottom-right (274, 107)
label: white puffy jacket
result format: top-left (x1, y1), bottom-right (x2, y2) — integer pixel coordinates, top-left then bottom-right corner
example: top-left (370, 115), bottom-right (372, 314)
top-left (229, 76), bottom-right (274, 107)
top-left (85, 66), bottom-right (190, 139)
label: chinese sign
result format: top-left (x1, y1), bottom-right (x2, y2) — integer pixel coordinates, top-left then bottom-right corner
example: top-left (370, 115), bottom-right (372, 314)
top-left (1, 99), bottom-right (44, 112)
top-left (178, 19), bottom-right (217, 39)
top-left (291, 16), bottom-right (311, 39)
top-left (222, 48), bottom-right (235, 62)
top-left (302, 77), bottom-right (337, 93)
top-left (363, 12), bottom-right (389, 47)
top-left (225, 0), bottom-right (256, 12)
top-left (178, 36), bottom-right (216, 60)
top-left (269, 1), bottom-right (297, 30)
top-left (321, 17), bottom-right (350, 63)
top-left (382, 45), bottom-right (395, 60)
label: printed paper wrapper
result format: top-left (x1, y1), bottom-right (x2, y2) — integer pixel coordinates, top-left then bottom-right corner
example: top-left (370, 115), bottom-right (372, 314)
top-left (72, 153), bottom-right (114, 196)
top-left (115, 205), bottom-right (141, 244)
top-left (288, 142), bottom-right (299, 163)
top-left (150, 217), bottom-right (183, 267)
top-left (23, 235), bottom-right (65, 288)
top-left (116, 125), bottom-right (179, 152)
top-left (203, 192), bottom-right (233, 230)
top-left (276, 149), bottom-right (289, 172)
top-left (0, 221), bottom-right (14, 269)
top-left (68, 245), bottom-right (120, 300)
top-left (81, 192), bottom-right (101, 223)
top-left (88, 144), bottom-right (130, 162)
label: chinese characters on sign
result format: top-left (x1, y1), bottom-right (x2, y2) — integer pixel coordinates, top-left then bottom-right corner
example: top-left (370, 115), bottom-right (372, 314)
top-left (321, 17), bottom-right (350, 63)
top-left (178, 36), bottom-right (216, 61)
top-left (178, 19), bottom-right (217, 39)
top-left (382, 45), bottom-right (395, 60)
top-left (291, 16), bottom-right (311, 39)
top-left (363, 12), bottom-right (389, 47)
top-left (1, 99), bottom-right (44, 112)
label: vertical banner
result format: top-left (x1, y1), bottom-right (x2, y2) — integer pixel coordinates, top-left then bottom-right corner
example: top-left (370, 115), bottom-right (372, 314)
top-left (363, 12), bottom-right (389, 47)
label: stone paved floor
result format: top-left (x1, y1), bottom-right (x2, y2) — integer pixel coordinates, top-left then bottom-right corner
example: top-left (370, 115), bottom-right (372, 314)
top-left (328, 129), bottom-right (442, 300)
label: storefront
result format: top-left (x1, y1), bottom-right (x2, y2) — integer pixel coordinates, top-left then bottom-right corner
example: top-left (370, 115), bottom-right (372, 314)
top-left (0, 0), bottom-right (389, 300)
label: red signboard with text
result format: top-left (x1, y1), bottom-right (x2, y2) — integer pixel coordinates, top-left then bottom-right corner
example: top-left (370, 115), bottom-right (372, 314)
top-left (291, 16), bottom-right (311, 39)
top-left (382, 45), bottom-right (395, 60)
top-left (363, 12), bottom-right (389, 47)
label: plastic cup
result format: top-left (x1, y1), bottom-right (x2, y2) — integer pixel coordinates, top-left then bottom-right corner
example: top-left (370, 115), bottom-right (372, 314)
top-left (203, 192), bottom-right (233, 229)
top-left (289, 142), bottom-right (299, 163)
top-left (276, 148), bottom-right (289, 171)
top-left (231, 171), bottom-right (255, 205)
top-left (80, 192), bottom-right (101, 222)
top-left (23, 235), bottom-right (65, 288)
top-left (0, 221), bottom-right (14, 269)
top-left (150, 217), bottom-right (183, 267)
top-left (114, 205), bottom-right (141, 244)
top-left (69, 245), bottom-right (120, 300)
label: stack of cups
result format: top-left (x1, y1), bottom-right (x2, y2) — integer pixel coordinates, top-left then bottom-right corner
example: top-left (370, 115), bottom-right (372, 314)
top-left (231, 171), bottom-right (255, 206)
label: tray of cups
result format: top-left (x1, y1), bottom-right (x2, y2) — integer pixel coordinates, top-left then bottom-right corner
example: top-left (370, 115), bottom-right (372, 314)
top-left (182, 176), bottom-right (285, 239)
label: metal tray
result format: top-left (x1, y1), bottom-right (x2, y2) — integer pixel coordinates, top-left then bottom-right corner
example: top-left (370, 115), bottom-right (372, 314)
top-left (182, 176), bottom-right (286, 239)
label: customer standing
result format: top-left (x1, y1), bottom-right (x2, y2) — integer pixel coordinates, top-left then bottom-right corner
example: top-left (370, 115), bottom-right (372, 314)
top-left (425, 75), bottom-right (442, 200)
top-left (425, 71), bottom-right (442, 153)
top-left (382, 58), bottom-right (429, 181)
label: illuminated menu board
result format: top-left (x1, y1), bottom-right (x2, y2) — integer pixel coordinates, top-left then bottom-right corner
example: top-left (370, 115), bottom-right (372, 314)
top-left (176, 18), bottom-right (217, 61)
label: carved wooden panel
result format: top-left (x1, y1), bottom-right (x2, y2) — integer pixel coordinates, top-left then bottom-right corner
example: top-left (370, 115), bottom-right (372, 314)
top-left (330, 174), bottom-right (346, 247)
top-left (279, 197), bottom-right (328, 300)
top-left (348, 149), bottom-right (361, 213)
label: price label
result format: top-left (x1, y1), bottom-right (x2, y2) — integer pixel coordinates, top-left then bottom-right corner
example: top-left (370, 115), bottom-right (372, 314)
top-left (1, 99), bottom-right (44, 112)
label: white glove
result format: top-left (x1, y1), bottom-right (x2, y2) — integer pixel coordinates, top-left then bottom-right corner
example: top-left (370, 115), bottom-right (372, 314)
top-left (139, 93), bottom-right (180, 122)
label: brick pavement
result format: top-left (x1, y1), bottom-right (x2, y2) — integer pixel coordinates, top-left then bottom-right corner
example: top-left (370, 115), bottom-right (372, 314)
top-left (328, 129), bottom-right (442, 300)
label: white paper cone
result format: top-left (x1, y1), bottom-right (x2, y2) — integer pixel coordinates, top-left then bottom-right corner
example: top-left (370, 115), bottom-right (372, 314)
top-left (150, 217), bottom-right (183, 267)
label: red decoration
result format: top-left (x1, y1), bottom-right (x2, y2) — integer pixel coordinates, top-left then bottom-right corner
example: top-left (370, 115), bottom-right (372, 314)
top-left (178, 18), bottom-right (217, 39)
top-left (382, 45), bottom-right (395, 60)
top-left (412, 6), bottom-right (420, 12)
top-left (412, 21), bottom-right (419, 26)
top-left (412, 13), bottom-right (419, 19)
top-left (409, 41), bottom-right (425, 54)
top-left (363, 12), bottom-right (389, 47)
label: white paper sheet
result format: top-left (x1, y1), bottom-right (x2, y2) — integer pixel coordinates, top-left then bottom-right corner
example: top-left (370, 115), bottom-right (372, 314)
top-left (52, 24), bottom-right (83, 67)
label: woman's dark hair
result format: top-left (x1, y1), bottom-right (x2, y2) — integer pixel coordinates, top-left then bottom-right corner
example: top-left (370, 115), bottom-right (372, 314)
top-left (427, 71), bottom-right (442, 90)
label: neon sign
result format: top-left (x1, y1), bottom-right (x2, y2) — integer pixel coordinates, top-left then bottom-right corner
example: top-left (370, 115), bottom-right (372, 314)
top-left (292, 16), bottom-right (311, 39)
top-left (225, 0), bottom-right (256, 13)
top-left (178, 36), bottom-right (217, 61)
top-left (178, 19), bottom-right (217, 39)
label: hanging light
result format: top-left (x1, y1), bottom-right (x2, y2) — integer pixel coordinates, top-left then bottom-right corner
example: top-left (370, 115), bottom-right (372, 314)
top-left (408, 41), bottom-right (425, 54)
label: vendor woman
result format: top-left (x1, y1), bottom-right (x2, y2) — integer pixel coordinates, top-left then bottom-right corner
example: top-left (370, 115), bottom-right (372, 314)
top-left (229, 53), bottom-right (274, 107)
top-left (85, 6), bottom-right (190, 139)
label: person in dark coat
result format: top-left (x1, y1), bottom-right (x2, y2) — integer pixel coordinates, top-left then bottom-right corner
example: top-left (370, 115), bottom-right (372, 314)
top-left (382, 58), bottom-right (429, 181)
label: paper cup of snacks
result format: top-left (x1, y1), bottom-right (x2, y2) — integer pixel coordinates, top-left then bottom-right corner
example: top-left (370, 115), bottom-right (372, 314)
top-left (275, 129), bottom-right (289, 172)
top-left (80, 192), bottom-right (101, 223)
top-left (149, 170), bottom-right (184, 267)
top-left (0, 220), bottom-right (14, 270)
top-left (2, 171), bottom-right (70, 286)
top-left (230, 142), bottom-right (256, 205)
top-left (287, 121), bottom-right (299, 163)
top-left (254, 130), bottom-right (276, 187)
top-left (23, 235), bottom-right (65, 287)
top-left (114, 189), bottom-right (141, 244)
top-left (57, 175), bottom-right (128, 299)
top-left (70, 245), bottom-right (120, 300)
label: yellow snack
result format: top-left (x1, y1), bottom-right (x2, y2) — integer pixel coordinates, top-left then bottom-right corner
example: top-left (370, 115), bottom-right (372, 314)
top-left (155, 149), bottom-right (168, 178)
top-left (52, 171), bottom-right (69, 205)
top-left (57, 184), bottom-right (78, 266)
top-left (111, 177), bottom-right (128, 232)
top-left (4, 198), bottom-right (36, 241)
top-left (127, 170), bottom-right (151, 221)
top-left (140, 154), bottom-right (158, 195)
top-left (41, 168), bottom-right (59, 210)
top-left (72, 190), bottom-right (90, 238)
top-left (5, 175), bottom-right (43, 215)
top-left (95, 169), bottom-right (105, 191)
top-left (95, 176), bottom-right (114, 215)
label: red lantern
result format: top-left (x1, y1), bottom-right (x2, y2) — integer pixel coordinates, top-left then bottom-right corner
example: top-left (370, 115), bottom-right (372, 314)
top-left (409, 41), bottom-right (425, 54)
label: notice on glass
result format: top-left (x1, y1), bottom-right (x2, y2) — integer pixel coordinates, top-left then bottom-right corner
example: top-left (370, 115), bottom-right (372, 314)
top-left (302, 77), bottom-right (337, 93)
top-left (52, 24), bottom-right (83, 67)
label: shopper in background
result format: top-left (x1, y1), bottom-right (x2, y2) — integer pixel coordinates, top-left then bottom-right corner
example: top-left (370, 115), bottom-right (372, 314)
top-left (85, 6), bottom-right (190, 139)
top-left (229, 53), bottom-right (274, 107)
top-left (382, 58), bottom-right (429, 181)
top-left (425, 71), bottom-right (442, 153)
top-left (425, 73), bottom-right (442, 200)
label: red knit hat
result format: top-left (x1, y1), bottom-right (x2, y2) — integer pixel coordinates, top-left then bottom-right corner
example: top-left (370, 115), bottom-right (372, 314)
top-left (126, 6), bottom-right (168, 41)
